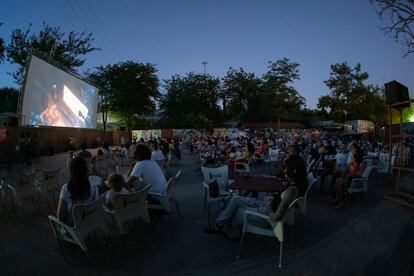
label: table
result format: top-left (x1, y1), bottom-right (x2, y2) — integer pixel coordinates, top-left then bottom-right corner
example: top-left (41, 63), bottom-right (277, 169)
top-left (229, 176), bottom-right (283, 193)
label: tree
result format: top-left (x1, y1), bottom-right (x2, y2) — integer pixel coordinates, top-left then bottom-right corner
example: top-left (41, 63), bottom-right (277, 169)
top-left (6, 23), bottom-right (98, 83)
top-left (222, 67), bottom-right (262, 121)
top-left (88, 69), bottom-right (112, 132)
top-left (161, 73), bottom-right (221, 129)
top-left (91, 61), bottom-right (160, 130)
top-left (0, 23), bottom-right (4, 63)
top-left (0, 87), bottom-right (19, 113)
top-left (317, 62), bottom-right (387, 125)
top-left (371, 0), bottom-right (414, 56)
top-left (261, 58), bottom-right (305, 122)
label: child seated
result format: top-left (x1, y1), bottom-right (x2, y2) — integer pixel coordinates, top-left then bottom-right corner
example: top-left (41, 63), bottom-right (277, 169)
top-left (104, 173), bottom-right (129, 210)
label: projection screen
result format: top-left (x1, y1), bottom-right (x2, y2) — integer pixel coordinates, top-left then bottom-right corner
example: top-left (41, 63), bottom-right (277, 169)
top-left (21, 55), bottom-right (98, 129)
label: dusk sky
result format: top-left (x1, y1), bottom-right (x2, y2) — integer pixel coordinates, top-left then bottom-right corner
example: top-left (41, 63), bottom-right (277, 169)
top-left (0, 0), bottom-right (413, 108)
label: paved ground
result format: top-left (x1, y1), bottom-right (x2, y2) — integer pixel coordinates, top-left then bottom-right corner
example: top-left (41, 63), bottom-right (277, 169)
top-left (0, 148), bottom-right (413, 275)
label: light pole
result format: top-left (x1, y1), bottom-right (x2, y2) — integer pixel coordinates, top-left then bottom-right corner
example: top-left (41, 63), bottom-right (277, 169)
top-left (201, 61), bottom-right (208, 75)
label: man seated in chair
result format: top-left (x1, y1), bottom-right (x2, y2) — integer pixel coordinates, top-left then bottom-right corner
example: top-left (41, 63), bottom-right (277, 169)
top-left (126, 144), bottom-right (167, 205)
top-left (204, 157), bottom-right (307, 239)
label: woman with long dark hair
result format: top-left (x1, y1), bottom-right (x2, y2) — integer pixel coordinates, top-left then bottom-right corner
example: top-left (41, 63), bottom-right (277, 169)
top-left (57, 157), bottom-right (99, 225)
top-left (204, 154), bottom-right (307, 237)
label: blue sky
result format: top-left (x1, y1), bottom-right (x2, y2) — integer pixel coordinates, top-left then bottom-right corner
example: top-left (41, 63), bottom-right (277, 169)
top-left (0, 0), bottom-right (413, 108)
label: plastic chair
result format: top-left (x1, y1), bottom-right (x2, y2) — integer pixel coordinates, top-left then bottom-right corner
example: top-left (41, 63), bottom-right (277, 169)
top-left (268, 148), bottom-right (280, 162)
top-left (201, 166), bottom-right (230, 222)
top-left (299, 173), bottom-right (318, 215)
top-left (236, 197), bottom-right (302, 268)
top-left (48, 195), bottom-right (107, 261)
top-left (12, 173), bottom-right (39, 211)
top-left (104, 185), bottom-right (151, 234)
top-left (234, 157), bottom-right (253, 176)
top-left (147, 170), bottom-right (181, 215)
top-left (41, 168), bottom-right (61, 205)
top-left (348, 165), bottom-right (376, 194)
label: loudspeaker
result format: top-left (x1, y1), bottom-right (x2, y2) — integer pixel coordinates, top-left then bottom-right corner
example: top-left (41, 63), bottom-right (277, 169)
top-left (384, 80), bottom-right (410, 107)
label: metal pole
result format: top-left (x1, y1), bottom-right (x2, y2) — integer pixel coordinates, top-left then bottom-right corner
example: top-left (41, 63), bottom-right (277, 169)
top-left (201, 61), bottom-right (208, 75)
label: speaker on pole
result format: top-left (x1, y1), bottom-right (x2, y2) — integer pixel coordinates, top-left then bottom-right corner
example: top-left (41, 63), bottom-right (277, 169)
top-left (384, 80), bottom-right (410, 108)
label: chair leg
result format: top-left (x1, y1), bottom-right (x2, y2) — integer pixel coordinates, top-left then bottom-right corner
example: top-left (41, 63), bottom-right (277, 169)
top-left (175, 202), bottom-right (181, 216)
top-left (55, 234), bottom-right (70, 264)
top-left (236, 231), bottom-right (246, 259)
top-left (278, 241), bottom-right (283, 268)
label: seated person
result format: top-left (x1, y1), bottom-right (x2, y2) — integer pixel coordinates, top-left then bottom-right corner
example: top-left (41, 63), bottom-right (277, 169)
top-left (77, 142), bottom-right (92, 158)
top-left (228, 143), bottom-right (255, 174)
top-left (57, 157), bottom-right (100, 226)
top-left (254, 141), bottom-right (266, 157)
top-left (126, 144), bottom-right (168, 204)
top-left (104, 173), bottom-right (129, 210)
top-left (331, 146), bottom-right (366, 210)
top-left (204, 157), bottom-right (307, 238)
top-left (312, 146), bottom-right (335, 193)
top-left (150, 140), bottom-right (165, 169)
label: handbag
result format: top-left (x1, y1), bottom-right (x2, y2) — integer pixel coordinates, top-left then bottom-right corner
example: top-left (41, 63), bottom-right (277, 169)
top-left (208, 179), bottom-right (219, 198)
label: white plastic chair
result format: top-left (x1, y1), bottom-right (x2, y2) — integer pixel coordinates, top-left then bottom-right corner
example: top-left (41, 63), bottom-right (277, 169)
top-left (48, 195), bottom-right (107, 260)
top-left (104, 185), bottom-right (151, 234)
top-left (41, 168), bottom-right (61, 205)
top-left (236, 197), bottom-right (302, 268)
top-left (201, 165), bottom-right (230, 218)
top-left (12, 173), bottom-right (40, 211)
top-left (298, 173), bottom-right (318, 215)
top-left (348, 165), bottom-right (376, 194)
top-left (378, 153), bottom-right (394, 173)
top-left (268, 148), bottom-right (280, 162)
top-left (234, 157), bottom-right (253, 176)
top-left (147, 170), bottom-right (181, 215)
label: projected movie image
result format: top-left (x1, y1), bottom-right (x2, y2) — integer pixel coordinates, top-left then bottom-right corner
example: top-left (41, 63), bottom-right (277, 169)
top-left (22, 55), bottom-right (98, 128)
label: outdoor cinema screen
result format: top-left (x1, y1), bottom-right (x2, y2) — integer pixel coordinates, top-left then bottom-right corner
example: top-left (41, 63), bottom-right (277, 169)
top-left (22, 55), bottom-right (98, 128)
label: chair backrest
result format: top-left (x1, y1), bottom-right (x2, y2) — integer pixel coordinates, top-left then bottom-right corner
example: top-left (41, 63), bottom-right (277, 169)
top-left (361, 165), bottom-right (375, 178)
top-left (201, 165), bottom-right (228, 188)
top-left (305, 173), bottom-right (317, 198)
top-left (42, 168), bottom-right (61, 193)
top-left (72, 195), bottom-right (106, 236)
top-left (378, 153), bottom-right (391, 172)
top-left (174, 170), bottom-right (182, 180)
top-left (111, 185), bottom-right (150, 223)
top-left (95, 159), bottom-right (108, 178)
top-left (14, 173), bottom-right (36, 199)
top-left (268, 148), bottom-right (279, 161)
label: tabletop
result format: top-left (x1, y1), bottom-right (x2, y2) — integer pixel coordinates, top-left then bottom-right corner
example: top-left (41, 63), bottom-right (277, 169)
top-left (229, 176), bottom-right (283, 192)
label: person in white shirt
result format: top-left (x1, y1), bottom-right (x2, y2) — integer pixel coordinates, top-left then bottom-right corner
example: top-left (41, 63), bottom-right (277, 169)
top-left (150, 141), bottom-right (165, 164)
top-left (126, 144), bottom-right (167, 203)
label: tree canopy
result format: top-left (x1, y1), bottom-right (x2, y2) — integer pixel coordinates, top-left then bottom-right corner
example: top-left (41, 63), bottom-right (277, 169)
top-left (222, 67), bottom-right (262, 121)
top-left (261, 58), bottom-right (305, 121)
top-left (91, 61), bottom-right (160, 130)
top-left (317, 62), bottom-right (387, 125)
top-left (0, 23), bottom-right (4, 64)
top-left (0, 87), bottom-right (19, 113)
top-left (161, 73), bottom-right (221, 129)
top-left (371, 0), bottom-right (414, 56)
top-left (6, 22), bottom-right (98, 83)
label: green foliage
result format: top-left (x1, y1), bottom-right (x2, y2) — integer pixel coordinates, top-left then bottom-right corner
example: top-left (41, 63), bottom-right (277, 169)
top-left (161, 73), bottom-right (221, 129)
top-left (261, 58), bottom-right (305, 121)
top-left (0, 23), bottom-right (4, 64)
top-left (6, 22), bottom-right (98, 83)
top-left (0, 87), bottom-right (19, 113)
top-left (222, 67), bottom-right (262, 121)
top-left (317, 62), bottom-right (387, 125)
top-left (91, 61), bottom-right (159, 130)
